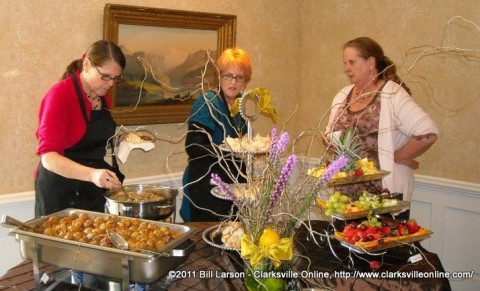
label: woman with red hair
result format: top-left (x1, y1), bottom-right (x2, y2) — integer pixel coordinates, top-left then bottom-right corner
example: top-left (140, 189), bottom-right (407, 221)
top-left (180, 48), bottom-right (252, 222)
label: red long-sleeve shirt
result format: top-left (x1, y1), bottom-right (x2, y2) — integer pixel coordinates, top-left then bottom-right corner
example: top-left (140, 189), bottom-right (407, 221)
top-left (36, 71), bottom-right (112, 156)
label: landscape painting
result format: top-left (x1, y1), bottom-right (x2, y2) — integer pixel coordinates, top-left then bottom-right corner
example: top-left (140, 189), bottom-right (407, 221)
top-left (103, 4), bottom-right (236, 125)
top-left (116, 24), bottom-right (218, 107)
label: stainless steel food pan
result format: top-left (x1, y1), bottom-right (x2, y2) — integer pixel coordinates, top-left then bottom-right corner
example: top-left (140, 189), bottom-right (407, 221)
top-left (4, 209), bottom-right (197, 284)
top-left (105, 184), bottom-right (178, 220)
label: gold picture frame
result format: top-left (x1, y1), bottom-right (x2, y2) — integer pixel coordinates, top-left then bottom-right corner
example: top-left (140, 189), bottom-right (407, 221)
top-left (103, 4), bottom-right (236, 125)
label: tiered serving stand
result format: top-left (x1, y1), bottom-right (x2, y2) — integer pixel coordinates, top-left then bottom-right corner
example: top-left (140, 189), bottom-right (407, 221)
top-left (309, 172), bottom-right (433, 268)
top-left (203, 90), bottom-right (267, 250)
top-left (204, 92), bottom-right (434, 268)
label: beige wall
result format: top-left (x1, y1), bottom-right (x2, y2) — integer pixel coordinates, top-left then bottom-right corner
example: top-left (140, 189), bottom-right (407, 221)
top-left (0, 0), bottom-right (300, 195)
top-left (0, 0), bottom-right (478, 196)
top-left (300, 0), bottom-right (480, 184)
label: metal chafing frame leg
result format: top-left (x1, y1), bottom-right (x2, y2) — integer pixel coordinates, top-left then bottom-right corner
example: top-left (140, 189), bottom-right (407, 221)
top-left (121, 255), bottom-right (130, 291)
top-left (32, 238), bottom-right (42, 291)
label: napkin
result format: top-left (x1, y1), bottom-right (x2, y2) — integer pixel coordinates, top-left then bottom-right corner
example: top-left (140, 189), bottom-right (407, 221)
top-left (116, 141), bottom-right (155, 164)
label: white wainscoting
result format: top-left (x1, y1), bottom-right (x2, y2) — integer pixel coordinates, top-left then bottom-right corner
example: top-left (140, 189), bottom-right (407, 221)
top-left (411, 174), bottom-right (480, 291)
top-left (1, 173), bottom-right (479, 290)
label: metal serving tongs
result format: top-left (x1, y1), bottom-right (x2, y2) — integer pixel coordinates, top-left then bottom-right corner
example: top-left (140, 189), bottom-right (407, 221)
top-left (1, 214), bottom-right (36, 231)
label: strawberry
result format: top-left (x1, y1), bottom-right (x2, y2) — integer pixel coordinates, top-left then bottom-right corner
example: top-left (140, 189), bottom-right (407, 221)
top-left (356, 230), bottom-right (368, 241)
top-left (365, 226), bottom-right (377, 236)
top-left (372, 233), bottom-right (382, 240)
top-left (343, 227), bottom-right (356, 240)
top-left (379, 226), bottom-right (391, 236)
top-left (354, 168), bottom-right (364, 176)
top-left (406, 219), bottom-right (421, 234)
top-left (370, 260), bottom-right (381, 270)
top-left (397, 224), bottom-right (409, 236)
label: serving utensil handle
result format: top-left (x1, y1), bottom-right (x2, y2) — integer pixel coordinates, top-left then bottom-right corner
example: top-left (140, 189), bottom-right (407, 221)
top-left (168, 239), bottom-right (196, 257)
top-left (1, 215), bottom-right (35, 230)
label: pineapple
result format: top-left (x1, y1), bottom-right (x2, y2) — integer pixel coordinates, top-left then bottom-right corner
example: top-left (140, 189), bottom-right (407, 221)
top-left (330, 127), bottom-right (363, 173)
top-left (308, 128), bottom-right (377, 178)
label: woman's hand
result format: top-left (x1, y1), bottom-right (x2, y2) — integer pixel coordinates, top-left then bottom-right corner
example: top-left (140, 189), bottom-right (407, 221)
top-left (90, 169), bottom-right (122, 189)
top-left (399, 159), bottom-right (420, 170)
top-left (394, 134), bottom-right (437, 170)
top-left (42, 152), bottom-right (122, 189)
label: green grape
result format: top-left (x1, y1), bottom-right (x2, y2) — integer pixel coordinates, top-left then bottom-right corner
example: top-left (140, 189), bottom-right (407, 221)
top-left (362, 201), bottom-right (371, 209)
top-left (340, 195), bottom-right (350, 203)
top-left (336, 204), bottom-right (346, 213)
top-left (325, 209), bottom-right (333, 217)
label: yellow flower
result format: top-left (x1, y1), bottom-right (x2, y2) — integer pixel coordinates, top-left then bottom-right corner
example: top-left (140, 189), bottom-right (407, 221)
top-left (229, 88), bottom-right (278, 122)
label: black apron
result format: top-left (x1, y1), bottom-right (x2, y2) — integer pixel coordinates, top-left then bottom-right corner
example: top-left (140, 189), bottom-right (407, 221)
top-left (34, 74), bottom-right (117, 217)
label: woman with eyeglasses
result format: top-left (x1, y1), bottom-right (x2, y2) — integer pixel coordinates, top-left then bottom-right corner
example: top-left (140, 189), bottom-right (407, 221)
top-left (180, 48), bottom-right (252, 222)
top-left (34, 40), bottom-right (125, 216)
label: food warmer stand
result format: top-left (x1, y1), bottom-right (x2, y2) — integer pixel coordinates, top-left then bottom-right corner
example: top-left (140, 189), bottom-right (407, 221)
top-left (1, 209), bottom-right (197, 291)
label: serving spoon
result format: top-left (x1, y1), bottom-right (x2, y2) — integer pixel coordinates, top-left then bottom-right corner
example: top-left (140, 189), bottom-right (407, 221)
top-left (1, 215), bottom-right (36, 231)
top-left (107, 229), bottom-right (168, 257)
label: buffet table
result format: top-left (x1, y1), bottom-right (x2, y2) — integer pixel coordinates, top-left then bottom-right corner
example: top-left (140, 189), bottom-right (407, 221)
top-left (0, 221), bottom-right (451, 290)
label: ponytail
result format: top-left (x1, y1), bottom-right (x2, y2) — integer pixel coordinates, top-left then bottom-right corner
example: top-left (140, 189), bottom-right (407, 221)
top-left (381, 56), bottom-right (411, 95)
top-left (60, 59), bottom-right (83, 80)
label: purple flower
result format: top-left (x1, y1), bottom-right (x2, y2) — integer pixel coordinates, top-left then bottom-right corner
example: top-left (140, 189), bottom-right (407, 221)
top-left (266, 154), bottom-right (297, 218)
top-left (269, 131), bottom-right (290, 163)
top-left (270, 128), bottom-right (278, 147)
top-left (318, 155), bottom-right (349, 187)
top-left (210, 173), bottom-right (234, 199)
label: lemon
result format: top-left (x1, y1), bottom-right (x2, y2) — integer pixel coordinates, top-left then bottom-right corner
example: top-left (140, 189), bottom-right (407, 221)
top-left (258, 228), bottom-right (281, 247)
top-left (262, 277), bottom-right (285, 290)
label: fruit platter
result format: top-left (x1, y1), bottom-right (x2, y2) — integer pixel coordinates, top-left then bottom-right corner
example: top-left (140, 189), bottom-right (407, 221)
top-left (326, 170), bottom-right (390, 186)
top-left (333, 217), bottom-right (432, 253)
top-left (317, 191), bottom-right (410, 220)
top-left (308, 157), bottom-right (389, 187)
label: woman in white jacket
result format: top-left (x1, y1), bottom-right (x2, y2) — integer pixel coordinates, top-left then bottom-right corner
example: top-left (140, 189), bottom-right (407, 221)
top-left (325, 37), bottom-right (438, 218)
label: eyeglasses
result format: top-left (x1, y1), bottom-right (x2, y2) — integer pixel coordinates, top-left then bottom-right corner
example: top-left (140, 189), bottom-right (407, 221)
top-left (92, 63), bottom-right (123, 83)
top-left (221, 73), bottom-right (246, 83)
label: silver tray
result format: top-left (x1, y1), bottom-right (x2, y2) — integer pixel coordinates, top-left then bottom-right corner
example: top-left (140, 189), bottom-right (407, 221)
top-left (333, 230), bottom-right (433, 254)
top-left (330, 200), bottom-right (410, 220)
top-left (210, 186), bottom-right (233, 201)
top-left (2, 209), bottom-right (197, 284)
top-left (210, 183), bottom-right (258, 201)
top-left (218, 144), bottom-right (269, 155)
top-left (202, 224), bottom-right (240, 251)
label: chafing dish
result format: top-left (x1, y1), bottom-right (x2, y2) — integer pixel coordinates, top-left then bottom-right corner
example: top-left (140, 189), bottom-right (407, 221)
top-left (2, 209), bottom-right (197, 287)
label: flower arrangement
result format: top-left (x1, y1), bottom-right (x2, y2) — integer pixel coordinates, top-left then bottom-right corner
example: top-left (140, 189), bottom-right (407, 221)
top-left (211, 128), bottom-right (349, 271)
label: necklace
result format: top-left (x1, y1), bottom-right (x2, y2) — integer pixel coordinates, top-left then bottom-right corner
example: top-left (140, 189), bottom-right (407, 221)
top-left (87, 94), bottom-right (101, 110)
top-left (352, 79), bottom-right (383, 103)
top-left (80, 72), bottom-right (101, 110)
